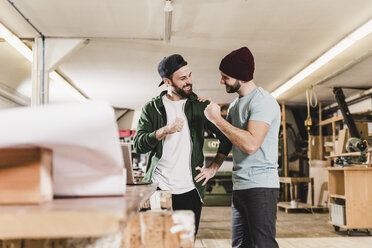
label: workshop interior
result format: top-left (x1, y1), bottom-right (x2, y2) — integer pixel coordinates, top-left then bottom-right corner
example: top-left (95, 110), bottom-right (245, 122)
top-left (0, 0), bottom-right (372, 247)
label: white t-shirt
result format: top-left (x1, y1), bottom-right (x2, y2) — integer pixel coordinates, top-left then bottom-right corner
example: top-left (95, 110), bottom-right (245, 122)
top-left (152, 95), bottom-right (195, 194)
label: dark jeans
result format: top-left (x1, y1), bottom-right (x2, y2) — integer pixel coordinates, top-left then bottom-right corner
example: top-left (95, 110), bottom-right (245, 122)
top-left (172, 188), bottom-right (203, 235)
top-left (232, 188), bottom-right (279, 248)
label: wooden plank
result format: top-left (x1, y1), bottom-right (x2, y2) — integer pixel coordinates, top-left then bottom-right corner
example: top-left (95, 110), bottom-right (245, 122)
top-left (345, 170), bottom-right (372, 228)
top-left (326, 152), bottom-right (362, 158)
top-left (282, 101), bottom-right (288, 201)
top-left (319, 115), bottom-right (344, 126)
top-left (0, 184), bottom-right (157, 239)
top-left (319, 102), bottom-right (323, 160)
top-left (0, 147), bottom-right (53, 204)
top-left (122, 211), bottom-right (194, 248)
top-left (336, 129), bottom-right (347, 155)
top-left (319, 110), bottom-right (372, 126)
top-left (277, 202), bottom-right (327, 213)
top-left (141, 212), bottom-right (164, 248)
top-left (328, 166), bottom-right (372, 171)
top-left (329, 194), bottom-right (346, 199)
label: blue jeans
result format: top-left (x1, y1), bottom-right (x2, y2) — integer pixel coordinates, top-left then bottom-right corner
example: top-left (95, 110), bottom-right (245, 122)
top-left (232, 188), bottom-right (279, 248)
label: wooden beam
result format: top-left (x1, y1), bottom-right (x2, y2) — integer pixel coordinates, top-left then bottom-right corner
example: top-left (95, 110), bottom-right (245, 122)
top-left (281, 101), bottom-right (288, 201)
top-left (319, 102), bottom-right (323, 160)
top-left (319, 110), bottom-right (372, 126)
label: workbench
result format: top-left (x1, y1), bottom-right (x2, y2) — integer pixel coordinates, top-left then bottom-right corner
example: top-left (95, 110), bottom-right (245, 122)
top-left (0, 184), bottom-right (157, 240)
top-left (277, 176), bottom-right (328, 213)
top-left (328, 166), bottom-right (372, 234)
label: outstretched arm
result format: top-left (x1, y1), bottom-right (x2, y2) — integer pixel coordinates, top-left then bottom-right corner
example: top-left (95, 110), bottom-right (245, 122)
top-left (204, 102), bottom-right (270, 155)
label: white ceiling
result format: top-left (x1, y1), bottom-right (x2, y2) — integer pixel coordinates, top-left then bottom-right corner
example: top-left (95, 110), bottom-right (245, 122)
top-left (0, 0), bottom-right (371, 110)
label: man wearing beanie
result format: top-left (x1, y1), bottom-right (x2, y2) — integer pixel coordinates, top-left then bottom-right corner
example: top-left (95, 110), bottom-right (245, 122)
top-left (197, 47), bottom-right (280, 247)
top-left (133, 54), bottom-right (231, 236)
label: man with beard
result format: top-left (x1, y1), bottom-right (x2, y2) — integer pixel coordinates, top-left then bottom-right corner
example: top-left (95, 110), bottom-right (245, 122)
top-left (196, 47), bottom-right (280, 247)
top-left (133, 54), bottom-right (231, 235)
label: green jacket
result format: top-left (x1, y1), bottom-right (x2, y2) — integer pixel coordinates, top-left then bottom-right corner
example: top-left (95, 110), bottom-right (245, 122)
top-left (133, 91), bottom-right (231, 200)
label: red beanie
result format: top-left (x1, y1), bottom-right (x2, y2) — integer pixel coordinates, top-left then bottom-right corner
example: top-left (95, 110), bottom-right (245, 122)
top-left (219, 47), bottom-right (255, 81)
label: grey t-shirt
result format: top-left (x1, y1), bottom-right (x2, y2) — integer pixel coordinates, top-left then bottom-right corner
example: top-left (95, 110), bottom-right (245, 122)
top-left (227, 87), bottom-right (280, 190)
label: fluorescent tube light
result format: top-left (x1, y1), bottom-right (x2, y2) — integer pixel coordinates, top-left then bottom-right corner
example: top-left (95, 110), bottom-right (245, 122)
top-left (164, 0), bottom-right (173, 42)
top-left (0, 22), bottom-right (33, 62)
top-left (271, 18), bottom-right (372, 98)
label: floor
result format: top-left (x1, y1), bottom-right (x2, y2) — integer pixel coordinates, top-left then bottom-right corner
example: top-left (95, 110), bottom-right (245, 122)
top-left (195, 206), bottom-right (372, 248)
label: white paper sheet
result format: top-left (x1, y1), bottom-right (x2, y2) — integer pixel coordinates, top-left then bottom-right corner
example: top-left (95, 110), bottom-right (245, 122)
top-left (0, 101), bottom-right (126, 196)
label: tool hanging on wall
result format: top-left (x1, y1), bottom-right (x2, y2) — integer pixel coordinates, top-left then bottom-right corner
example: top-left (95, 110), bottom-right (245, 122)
top-left (305, 87), bottom-right (318, 131)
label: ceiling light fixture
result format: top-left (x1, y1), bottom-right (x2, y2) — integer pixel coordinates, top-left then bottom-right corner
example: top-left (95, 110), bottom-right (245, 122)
top-left (164, 0), bottom-right (173, 43)
top-left (271, 18), bottom-right (372, 99)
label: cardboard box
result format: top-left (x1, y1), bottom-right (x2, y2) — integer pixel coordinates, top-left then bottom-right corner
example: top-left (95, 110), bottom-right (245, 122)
top-left (0, 147), bottom-right (53, 204)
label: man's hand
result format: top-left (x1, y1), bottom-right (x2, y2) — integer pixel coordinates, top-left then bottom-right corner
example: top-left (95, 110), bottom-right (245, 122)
top-left (197, 96), bottom-right (211, 102)
top-left (204, 102), bottom-right (222, 124)
top-left (166, 117), bottom-right (184, 134)
top-left (195, 165), bottom-right (218, 186)
top-left (156, 117), bottom-right (184, 140)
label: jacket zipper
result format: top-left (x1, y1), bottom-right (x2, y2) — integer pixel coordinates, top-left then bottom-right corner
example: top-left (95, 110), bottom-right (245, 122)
top-left (154, 98), bottom-right (203, 203)
top-left (184, 101), bottom-right (203, 203)
top-left (152, 101), bottom-right (165, 182)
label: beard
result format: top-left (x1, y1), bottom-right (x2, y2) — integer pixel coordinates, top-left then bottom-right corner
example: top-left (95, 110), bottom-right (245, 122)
top-left (172, 81), bottom-right (193, 98)
top-left (225, 79), bottom-right (241, 93)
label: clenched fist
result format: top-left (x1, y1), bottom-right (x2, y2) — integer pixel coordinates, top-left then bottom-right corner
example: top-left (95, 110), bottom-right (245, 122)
top-left (204, 102), bottom-right (221, 124)
top-left (166, 117), bottom-right (184, 134)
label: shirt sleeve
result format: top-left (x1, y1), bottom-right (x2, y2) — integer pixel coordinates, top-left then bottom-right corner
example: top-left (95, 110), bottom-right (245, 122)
top-left (249, 96), bottom-right (278, 125)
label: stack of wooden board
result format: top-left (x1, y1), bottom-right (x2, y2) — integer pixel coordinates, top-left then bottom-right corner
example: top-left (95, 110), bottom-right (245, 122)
top-left (0, 147), bottom-right (53, 204)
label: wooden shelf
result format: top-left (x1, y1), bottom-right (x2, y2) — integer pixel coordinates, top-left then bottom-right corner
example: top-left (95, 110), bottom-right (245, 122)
top-left (328, 165), bottom-right (369, 171)
top-left (277, 202), bottom-right (328, 213)
top-left (325, 152), bottom-right (362, 158)
top-left (329, 194), bottom-right (346, 199)
top-left (328, 167), bottom-right (372, 229)
top-left (319, 110), bottom-right (372, 126)
top-left (315, 104), bottom-right (371, 161)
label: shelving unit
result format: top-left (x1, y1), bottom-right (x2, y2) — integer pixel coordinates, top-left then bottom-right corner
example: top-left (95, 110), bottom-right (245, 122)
top-left (328, 166), bottom-right (372, 234)
top-left (317, 106), bottom-right (371, 160)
